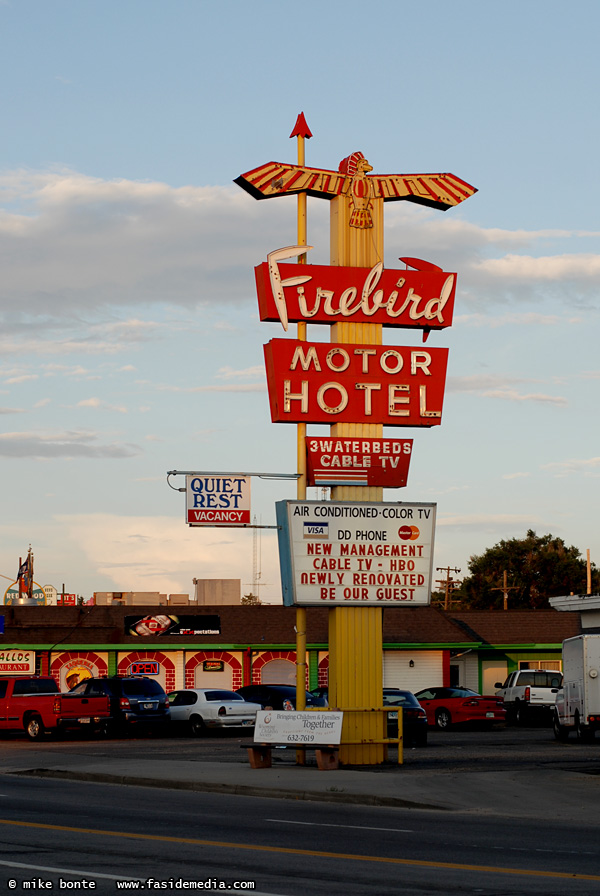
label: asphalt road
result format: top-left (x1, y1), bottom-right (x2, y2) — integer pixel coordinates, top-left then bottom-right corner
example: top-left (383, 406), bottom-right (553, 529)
top-left (0, 772), bottom-right (599, 896)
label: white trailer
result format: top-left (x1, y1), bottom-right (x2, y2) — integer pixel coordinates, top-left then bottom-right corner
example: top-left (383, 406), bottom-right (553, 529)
top-left (554, 634), bottom-right (600, 742)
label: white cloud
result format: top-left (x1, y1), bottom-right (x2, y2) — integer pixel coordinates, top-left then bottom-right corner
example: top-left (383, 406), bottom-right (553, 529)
top-left (152, 382), bottom-right (266, 393)
top-left (502, 472), bottom-right (531, 480)
top-left (448, 374), bottom-right (536, 392)
top-left (76, 397), bottom-right (128, 413)
top-left (1, 168), bottom-right (599, 346)
top-left (216, 365), bottom-right (265, 379)
top-left (542, 457), bottom-right (600, 475)
top-left (474, 253), bottom-right (600, 282)
top-left (481, 389), bottom-right (567, 405)
top-left (447, 375), bottom-right (567, 404)
top-left (0, 430), bottom-right (141, 458)
top-left (4, 373), bottom-right (38, 384)
top-left (57, 513), bottom-right (282, 601)
top-left (438, 513), bottom-right (542, 528)
top-left (456, 311), bottom-right (564, 327)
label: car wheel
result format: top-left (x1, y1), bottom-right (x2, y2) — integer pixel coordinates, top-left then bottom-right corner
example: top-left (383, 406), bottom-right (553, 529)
top-left (553, 711), bottom-right (569, 742)
top-left (25, 714), bottom-right (45, 741)
top-left (435, 708), bottom-right (451, 730)
top-left (189, 715), bottom-right (206, 737)
top-left (575, 712), bottom-right (594, 743)
top-left (415, 731), bottom-right (428, 747)
top-left (515, 703), bottom-right (528, 726)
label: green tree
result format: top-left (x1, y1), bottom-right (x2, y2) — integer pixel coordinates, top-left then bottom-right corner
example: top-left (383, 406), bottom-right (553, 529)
top-left (459, 530), bottom-right (599, 609)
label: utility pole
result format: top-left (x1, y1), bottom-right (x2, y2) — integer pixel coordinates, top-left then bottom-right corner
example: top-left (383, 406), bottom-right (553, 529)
top-left (587, 549), bottom-right (592, 595)
top-left (435, 566), bottom-right (461, 610)
top-left (492, 570), bottom-right (518, 610)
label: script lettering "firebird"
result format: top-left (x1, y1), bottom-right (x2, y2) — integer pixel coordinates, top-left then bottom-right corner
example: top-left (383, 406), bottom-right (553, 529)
top-left (265, 245), bottom-right (455, 331)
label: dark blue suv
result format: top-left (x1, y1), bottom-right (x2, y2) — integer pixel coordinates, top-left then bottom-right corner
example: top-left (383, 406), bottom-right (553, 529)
top-left (68, 676), bottom-right (170, 733)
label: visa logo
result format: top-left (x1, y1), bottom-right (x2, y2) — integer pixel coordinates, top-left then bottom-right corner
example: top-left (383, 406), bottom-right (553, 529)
top-left (303, 522), bottom-right (329, 539)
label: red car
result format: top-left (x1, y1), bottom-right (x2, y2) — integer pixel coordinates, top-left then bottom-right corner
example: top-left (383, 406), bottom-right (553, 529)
top-left (414, 687), bottom-right (506, 730)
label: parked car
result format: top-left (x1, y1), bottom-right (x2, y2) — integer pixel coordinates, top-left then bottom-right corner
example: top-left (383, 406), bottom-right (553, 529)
top-left (382, 688), bottom-right (428, 746)
top-left (67, 676), bottom-right (170, 732)
top-left (235, 684), bottom-right (327, 710)
top-left (413, 686), bottom-right (506, 730)
top-left (309, 686), bottom-right (428, 747)
top-left (167, 688), bottom-right (261, 735)
top-left (495, 669), bottom-right (562, 725)
top-left (309, 686), bottom-right (329, 703)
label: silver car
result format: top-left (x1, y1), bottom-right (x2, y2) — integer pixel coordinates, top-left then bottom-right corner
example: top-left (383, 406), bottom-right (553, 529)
top-left (167, 688), bottom-right (261, 736)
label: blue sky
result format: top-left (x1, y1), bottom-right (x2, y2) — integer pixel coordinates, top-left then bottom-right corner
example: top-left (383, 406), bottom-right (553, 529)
top-left (1, 0), bottom-right (599, 603)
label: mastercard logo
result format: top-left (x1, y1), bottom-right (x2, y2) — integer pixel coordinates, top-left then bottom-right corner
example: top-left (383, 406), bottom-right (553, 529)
top-left (398, 525), bottom-right (420, 541)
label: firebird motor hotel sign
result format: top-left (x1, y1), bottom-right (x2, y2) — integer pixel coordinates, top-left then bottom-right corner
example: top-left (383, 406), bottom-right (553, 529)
top-left (254, 246), bottom-right (456, 330)
top-left (264, 339), bottom-right (448, 427)
top-left (276, 500), bottom-right (436, 607)
top-left (255, 247), bottom-right (457, 332)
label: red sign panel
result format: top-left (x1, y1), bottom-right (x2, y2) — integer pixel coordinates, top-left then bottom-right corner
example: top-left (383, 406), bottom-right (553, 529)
top-left (306, 437), bottom-right (413, 487)
top-left (255, 249), bottom-right (456, 332)
top-left (264, 339), bottom-right (448, 427)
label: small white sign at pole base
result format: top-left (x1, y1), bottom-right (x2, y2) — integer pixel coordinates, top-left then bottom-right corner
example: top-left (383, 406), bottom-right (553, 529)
top-left (254, 710), bottom-right (343, 745)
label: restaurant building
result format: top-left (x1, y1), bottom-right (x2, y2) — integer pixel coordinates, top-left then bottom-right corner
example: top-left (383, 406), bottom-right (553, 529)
top-left (0, 604), bottom-right (581, 694)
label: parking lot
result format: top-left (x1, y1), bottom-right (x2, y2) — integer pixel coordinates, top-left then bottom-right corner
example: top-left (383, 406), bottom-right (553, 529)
top-left (2, 722), bottom-right (600, 775)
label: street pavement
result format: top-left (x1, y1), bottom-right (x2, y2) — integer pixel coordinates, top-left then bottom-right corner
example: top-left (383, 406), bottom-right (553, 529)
top-left (2, 738), bottom-right (600, 823)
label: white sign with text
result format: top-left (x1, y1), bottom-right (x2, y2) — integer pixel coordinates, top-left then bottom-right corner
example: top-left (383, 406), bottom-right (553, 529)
top-left (276, 500), bottom-right (436, 607)
top-left (254, 710), bottom-right (343, 744)
top-left (186, 475), bottom-right (251, 526)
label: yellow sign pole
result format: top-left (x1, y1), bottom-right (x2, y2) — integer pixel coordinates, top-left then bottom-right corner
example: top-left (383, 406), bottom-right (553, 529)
top-left (291, 115), bottom-right (312, 740)
top-left (328, 175), bottom-right (385, 765)
top-left (235, 138), bottom-right (476, 766)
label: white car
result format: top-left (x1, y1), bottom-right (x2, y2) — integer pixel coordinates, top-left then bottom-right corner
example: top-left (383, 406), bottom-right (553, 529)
top-left (167, 688), bottom-right (261, 736)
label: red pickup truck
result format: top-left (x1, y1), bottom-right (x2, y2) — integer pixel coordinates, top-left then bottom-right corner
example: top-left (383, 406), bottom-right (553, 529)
top-left (0, 676), bottom-right (111, 740)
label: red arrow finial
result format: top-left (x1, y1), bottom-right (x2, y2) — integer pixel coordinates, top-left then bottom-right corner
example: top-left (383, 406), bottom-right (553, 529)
top-left (290, 112), bottom-right (313, 139)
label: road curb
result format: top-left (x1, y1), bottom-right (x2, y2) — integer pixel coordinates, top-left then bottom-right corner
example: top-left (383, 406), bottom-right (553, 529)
top-left (11, 767), bottom-right (451, 811)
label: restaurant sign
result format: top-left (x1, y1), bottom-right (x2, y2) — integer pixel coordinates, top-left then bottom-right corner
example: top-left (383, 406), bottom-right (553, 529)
top-left (0, 649), bottom-right (35, 674)
top-left (264, 339), bottom-right (448, 427)
top-left (306, 437), bottom-right (412, 488)
top-left (256, 247), bottom-right (456, 333)
top-left (276, 500), bottom-right (436, 607)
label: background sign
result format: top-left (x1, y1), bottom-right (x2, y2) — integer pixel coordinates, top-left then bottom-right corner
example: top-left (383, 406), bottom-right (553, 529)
top-left (264, 339), bottom-right (448, 427)
top-left (3, 582), bottom-right (46, 606)
top-left (186, 475), bottom-right (251, 526)
top-left (126, 615), bottom-right (221, 636)
top-left (129, 661), bottom-right (160, 675)
top-left (306, 437), bottom-right (412, 487)
top-left (0, 649), bottom-right (35, 674)
top-left (276, 500), bottom-right (436, 607)
top-left (203, 660), bottom-right (224, 672)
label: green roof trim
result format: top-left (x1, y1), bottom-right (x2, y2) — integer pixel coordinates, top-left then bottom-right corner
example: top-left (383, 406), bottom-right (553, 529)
top-left (382, 642), bottom-right (475, 650)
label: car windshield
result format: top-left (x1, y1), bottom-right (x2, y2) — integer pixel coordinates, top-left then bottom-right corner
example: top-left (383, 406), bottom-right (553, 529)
top-left (204, 691), bottom-right (243, 702)
top-left (383, 691), bottom-right (419, 708)
top-left (416, 688), bottom-right (480, 700)
top-left (515, 671), bottom-right (563, 687)
top-left (12, 679), bottom-right (59, 695)
top-left (122, 679), bottom-right (164, 697)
